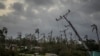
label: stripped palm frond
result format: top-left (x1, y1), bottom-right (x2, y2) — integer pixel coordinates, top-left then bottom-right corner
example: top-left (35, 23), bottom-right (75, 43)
top-left (91, 24), bottom-right (98, 32)
top-left (2, 27), bottom-right (7, 34)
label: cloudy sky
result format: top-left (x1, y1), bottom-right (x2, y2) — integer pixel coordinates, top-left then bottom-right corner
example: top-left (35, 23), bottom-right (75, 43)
top-left (0, 0), bottom-right (100, 40)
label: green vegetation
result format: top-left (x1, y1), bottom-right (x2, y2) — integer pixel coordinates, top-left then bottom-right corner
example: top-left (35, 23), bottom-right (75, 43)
top-left (0, 26), bottom-right (99, 56)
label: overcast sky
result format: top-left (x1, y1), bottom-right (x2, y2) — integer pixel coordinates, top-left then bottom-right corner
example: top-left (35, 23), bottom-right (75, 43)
top-left (0, 0), bottom-right (100, 40)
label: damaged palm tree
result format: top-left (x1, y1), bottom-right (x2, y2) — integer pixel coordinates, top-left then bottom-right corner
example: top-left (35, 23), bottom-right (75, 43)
top-left (0, 27), bottom-right (7, 46)
top-left (69, 32), bottom-right (73, 44)
top-left (41, 33), bottom-right (46, 43)
top-left (60, 28), bottom-right (68, 44)
top-left (0, 27), bottom-right (7, 56)
top-left (17, 32), bottom-right (22, 47)
top-left (56, 9), bottom-right (91, 56)
top-left (35, 28), bottom-right (40, 41)
top-left (91, 24), bottom-right (100, 50)
top-left (48, 30), bottom-right (53, 42)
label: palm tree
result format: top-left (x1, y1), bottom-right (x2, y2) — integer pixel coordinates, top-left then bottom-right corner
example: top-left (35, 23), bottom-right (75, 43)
top-left (60, 29), bottom-right (68, 44)
top-left (35, 28), bottom-right (40, 41)
top-left (48, 30), bottom-right (53, 42)
top-left (0, 27), bottom-right (7, 56)
top-left (41, 33), bottom-right (45, 43)
top-left (2, 27), bottom-right (8, 34)
top-left (17, 32), bottom-right (22, 47)
top-left (0, 27), bottom-right (7, 45)
top-left (91, 24), bottom-right (100, 50)
top-left (60, 33), bottom-right (63, 43)
top-left (17, 32), bottom-right (22, 40)
top-left (69, 32), bottom-right (73, 44)
top-left (84, 35), bottom-right (88, 41)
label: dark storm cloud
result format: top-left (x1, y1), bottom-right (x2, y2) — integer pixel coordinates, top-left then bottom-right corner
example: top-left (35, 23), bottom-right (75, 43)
top-left (92, 13), bottom-right (100, 21)
top-left (12, 2), bottom-right (24, 14)
top-left (11, 2), bottom-right (37, 19)
top-left (80, 0), bottom-right (100, 14)
top-left (0, 2), bottom-right (5, 9)
top-left (25, 0), bottom-right (54, 6)
top-left (0, 0), bottom-right (100, 39)
top-left (0, 14), bottom-right (37, 37)
top-left (0, 14), bottom-right (22, 25)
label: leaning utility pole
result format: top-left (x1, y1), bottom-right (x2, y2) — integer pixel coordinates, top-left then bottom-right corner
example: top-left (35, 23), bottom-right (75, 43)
top-left (56, 9), bottom-right (91, 56)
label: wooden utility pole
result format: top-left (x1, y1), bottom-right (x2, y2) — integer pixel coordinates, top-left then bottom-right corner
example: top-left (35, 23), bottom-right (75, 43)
top-left (56, 9), bottom-right (91, 56)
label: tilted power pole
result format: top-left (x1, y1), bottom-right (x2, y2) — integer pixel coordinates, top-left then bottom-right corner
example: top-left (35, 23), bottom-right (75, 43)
top-left (56, 9), bottom-right (91, 56)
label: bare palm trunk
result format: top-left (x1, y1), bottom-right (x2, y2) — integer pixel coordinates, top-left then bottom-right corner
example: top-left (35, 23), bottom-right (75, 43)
top-left (64, 31), bottom-right (67, 42)
top-left (96, 30), bottom-right (100, 50)
top-left (38, 32), bottom-right (39, 41)
top-left (91, 24), bottom-right (100, 50)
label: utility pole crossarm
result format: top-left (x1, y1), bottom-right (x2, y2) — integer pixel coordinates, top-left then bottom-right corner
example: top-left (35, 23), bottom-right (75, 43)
top-left (56, 16), bottom-right (63, 21)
